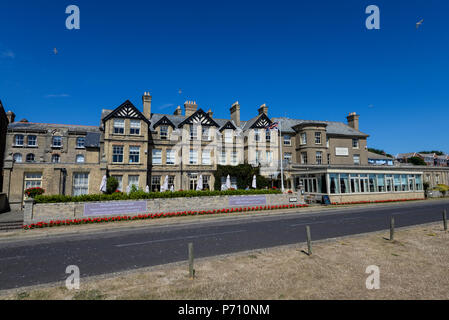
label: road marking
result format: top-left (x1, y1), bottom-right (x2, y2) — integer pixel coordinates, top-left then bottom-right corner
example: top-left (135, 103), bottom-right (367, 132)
top-left (0, 255), bottom-right (25, 261)
top-left (115, 230), bottom-right (247, 248)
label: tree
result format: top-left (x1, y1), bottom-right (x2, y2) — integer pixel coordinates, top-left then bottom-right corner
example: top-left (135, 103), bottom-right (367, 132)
top-left (367, 148), bottom-right (393, 158)
top-left (407, 156), bottom-right (427, 166)
top-left (106, 177), bottom-right (119, 194)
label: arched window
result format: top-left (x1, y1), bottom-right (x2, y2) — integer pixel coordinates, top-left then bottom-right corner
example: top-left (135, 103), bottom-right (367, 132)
top-left (76, 155), bottom-right (85, 163)
top-left (51, 154), bottom-right (60, 163)
top-left (26, 154), bottom-right (35, 163)
top-left (13, 153), bottom-right (22, 163)
top-left (14, 135), bottom-right (24, 146)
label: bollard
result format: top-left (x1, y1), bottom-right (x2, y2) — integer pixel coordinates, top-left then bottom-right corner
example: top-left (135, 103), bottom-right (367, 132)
top-left (390, 216), bottom-right (395, 241)
top-left (188, 242), bottom-right (195, 279)
top-left (443, 209), bottom-right (447, 232)
top-left (306, 225), bottom-right (312, 255)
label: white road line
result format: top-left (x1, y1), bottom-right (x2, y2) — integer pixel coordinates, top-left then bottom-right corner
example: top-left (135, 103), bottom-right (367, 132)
top-left (115, 230), bottom-right (247, 248)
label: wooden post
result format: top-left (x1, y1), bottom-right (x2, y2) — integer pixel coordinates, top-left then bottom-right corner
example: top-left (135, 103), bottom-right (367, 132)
top-left (390, 216), bottom-right (395, 241)
top-left (443, 209), bottom-right (447, 232)
top-left (306, 225), bottom-right (312, 255)
top-left (188, 242), bottom-right (195, 279)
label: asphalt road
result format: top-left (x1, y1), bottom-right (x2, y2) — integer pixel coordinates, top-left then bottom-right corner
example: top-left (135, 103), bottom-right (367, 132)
top-left (0, 199), bottom-right (448, 291)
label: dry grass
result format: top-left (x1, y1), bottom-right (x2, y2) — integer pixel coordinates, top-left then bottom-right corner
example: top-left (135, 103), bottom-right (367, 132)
top-left (1, 223), bottom-right (448, 300)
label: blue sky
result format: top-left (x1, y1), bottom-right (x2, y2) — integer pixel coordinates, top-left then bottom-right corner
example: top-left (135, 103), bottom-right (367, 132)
top-left (0, 0), bottom-right (448, 154)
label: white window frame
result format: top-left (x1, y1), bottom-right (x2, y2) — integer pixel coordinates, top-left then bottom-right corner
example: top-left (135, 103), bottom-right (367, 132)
top-left (73, 173), bottom-right (89, 196)
top-left (202, 150), bottom-right (211, 165)
top-left (129, 146), bottom-right (140, 164)
top-left (152, 149), bottom-right (162, 165)
top-left (113, 119), bottom-right (125, 134)
top-left (130, 120), bottom-right (141, 135)
top-left (166, 149), bottom-right (175, 165)
top-left (189, 149), bottom-right (198, 164)
top-left (112, 146), bottom-right (124, 163)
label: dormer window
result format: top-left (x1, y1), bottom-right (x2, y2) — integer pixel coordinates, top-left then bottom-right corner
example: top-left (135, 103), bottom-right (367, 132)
top-left (52, 136), bottom-right (62, 148)
top-left (160, 125), bottom-right (168, 140)
top-left (14, 135), bottom-right (24, 146)
top-left (113, 119), bottom-right (125, 134)
top-left (130, 120), bottom-right (141, 135)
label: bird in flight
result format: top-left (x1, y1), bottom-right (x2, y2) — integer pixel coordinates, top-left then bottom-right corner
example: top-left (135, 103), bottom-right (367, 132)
top-left (178, 89), bottom-right (182, 95)
top-left (416, 19), bottom-right (424, 29)
top-left (53, 48), bottom-right (58, 55)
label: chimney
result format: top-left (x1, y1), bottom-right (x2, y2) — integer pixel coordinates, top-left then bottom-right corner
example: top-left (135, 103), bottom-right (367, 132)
top-left (184, 100), bottom-right (198, 117)
top-left (173, 105), bottom-right (182, 116)
top-left (258, 103), bottom-right (268, 116)
top-left (6, 111), bottom-right (15, 124)
top-left (346, 112), bottom-right (360, 130)
top-left (230, 101), bottom-right (240, 127)
top-left (207, 109), bottom-right (213, 118)
top-left (142, 92), bottom-right (152, 119)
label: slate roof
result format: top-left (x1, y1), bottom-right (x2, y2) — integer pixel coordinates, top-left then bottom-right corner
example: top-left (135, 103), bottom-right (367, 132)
top-left (8, 122), bottom-right (100, 133)
top-left (271, 117), bottom-right (369, 137)
top-left (101, 108), bottom-right (368, 138)
top-left (85, 132), bottom-right (101, 148)
top-left (367, 151), bottom-right (394, 160)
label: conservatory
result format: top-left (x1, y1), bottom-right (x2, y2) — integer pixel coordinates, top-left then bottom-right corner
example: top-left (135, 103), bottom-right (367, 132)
top-left (293, 168), bottom-right (425, 203)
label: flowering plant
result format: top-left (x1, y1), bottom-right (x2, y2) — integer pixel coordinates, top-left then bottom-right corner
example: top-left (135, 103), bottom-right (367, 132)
top-left (24, 187), bottom-right (45, 198)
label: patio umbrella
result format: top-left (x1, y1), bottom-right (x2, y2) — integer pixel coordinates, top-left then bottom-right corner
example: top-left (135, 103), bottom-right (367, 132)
top-left (145, 185), bottom-right (150, 193)
top-left (170, 185), bottom-right (174, 192)
top-left (252, 175), bottom-right (257, 189)
top-left (126, 185), bottom-right (131, 194)
top-left (99, 175), bottom-right (107, 193)
top-left (196, 175), bottom-right (203, 191)
top-left (161, 175), bottom-right (169, 192)
top-left (226, 175), bottom-right (231, 190)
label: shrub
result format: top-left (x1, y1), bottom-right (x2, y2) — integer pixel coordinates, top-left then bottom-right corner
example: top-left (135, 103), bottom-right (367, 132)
top-left (34, 189), bottom-right (282, 204)
top-left (433, 184), bottom-right (449, 197)
top-left (24, 187), bottom-right (45, 198)
top-left (106, 177), bottom-right (119, 194)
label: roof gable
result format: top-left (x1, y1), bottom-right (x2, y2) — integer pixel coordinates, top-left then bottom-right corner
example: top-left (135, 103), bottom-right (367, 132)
top-left (219, 121), bottom-right (237, 132)
top-left (250, 113), bottom-right (272, 129)
top-left (153, 116), bottom-right (175, 129)
top-left (178, 109), bottom-right (219, 128)
top-left (102, 100), bottom-right (150, 124)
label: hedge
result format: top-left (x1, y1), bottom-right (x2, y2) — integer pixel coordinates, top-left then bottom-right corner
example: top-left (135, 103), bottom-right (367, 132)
top-left (34, 189), bottom-right (283, 204)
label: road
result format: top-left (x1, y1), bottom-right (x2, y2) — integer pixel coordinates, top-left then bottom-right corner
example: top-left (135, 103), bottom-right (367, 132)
top-left (0, 199), bottom-right (448, 291)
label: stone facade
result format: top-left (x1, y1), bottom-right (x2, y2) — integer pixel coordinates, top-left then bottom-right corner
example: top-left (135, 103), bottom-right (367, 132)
top-left (4, 91), bottom-right (444, 210)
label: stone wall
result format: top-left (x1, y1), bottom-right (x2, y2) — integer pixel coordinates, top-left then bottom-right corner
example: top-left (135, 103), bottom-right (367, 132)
top-left (329, 191), bottom-right (424, 203)
top-left (24, 193), bottom-right (303, 224)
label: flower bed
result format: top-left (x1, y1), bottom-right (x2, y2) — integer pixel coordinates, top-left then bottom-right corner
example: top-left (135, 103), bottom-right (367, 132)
top-left (22, 204), bottom-right (309, 230)
top-left (331, 198), bottom-right (424, 206)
